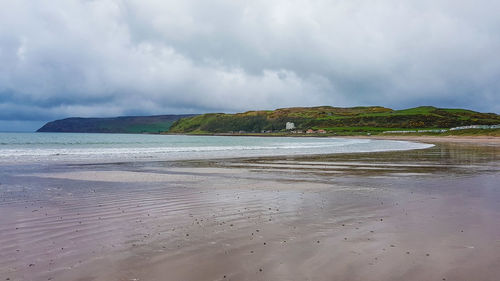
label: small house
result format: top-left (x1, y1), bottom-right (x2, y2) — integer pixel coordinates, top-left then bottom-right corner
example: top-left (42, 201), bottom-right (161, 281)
top-left (286, 122), bottom-right (296, 130)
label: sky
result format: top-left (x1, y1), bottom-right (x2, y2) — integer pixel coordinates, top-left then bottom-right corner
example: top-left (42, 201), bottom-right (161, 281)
top-left (1, 0), bottom-right (499, 131)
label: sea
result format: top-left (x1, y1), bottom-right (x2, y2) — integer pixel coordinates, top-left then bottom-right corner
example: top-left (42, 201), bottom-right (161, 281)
top-left (0, 132), bottom-right (433, 164)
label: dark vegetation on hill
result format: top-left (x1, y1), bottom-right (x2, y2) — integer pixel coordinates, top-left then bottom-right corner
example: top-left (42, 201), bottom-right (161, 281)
top-left (168, 106), bottom-right (500, 134)
top-left (37, 115), bottom-right (196, 134)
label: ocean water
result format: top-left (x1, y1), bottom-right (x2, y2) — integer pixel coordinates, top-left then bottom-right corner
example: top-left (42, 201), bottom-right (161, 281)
top-left (0, 133), bottom-right (433, 163)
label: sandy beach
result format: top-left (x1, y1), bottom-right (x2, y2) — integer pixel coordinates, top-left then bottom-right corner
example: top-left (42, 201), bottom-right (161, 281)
top-left (346, 135), bottom-right (500, 145)
top-left (1, 139), bottom-right (499, 281)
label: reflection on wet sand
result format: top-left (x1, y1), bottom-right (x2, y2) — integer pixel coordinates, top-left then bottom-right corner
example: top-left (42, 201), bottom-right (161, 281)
top-left (1, 142), bottom-right (499, 281)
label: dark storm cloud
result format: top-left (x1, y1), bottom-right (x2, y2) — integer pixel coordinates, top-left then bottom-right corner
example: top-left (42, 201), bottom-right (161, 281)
top-left (1, 0), bottom-right (500, 130)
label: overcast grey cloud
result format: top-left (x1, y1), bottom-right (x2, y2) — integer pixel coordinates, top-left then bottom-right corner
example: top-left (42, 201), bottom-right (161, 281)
top-left (1, 0), bottom-right (499, 130)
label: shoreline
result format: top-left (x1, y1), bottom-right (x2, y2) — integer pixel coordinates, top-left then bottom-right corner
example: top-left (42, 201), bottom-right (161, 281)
top-left (17, 130), bottom-right (500, 145)
top-left (0, 134), bottom-right (436, 165)
top-left (164, 132), bottom-right (500, 145)
top-left (342, 135), bottom-right (500, 145)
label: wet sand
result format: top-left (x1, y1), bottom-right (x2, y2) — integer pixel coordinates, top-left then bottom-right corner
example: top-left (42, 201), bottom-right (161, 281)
top-left (1, 142), bottom-right (499, 281)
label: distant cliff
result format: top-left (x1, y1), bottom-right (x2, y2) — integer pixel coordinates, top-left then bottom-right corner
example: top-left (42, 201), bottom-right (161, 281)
top-left (37, 114), bottom-right (197, 134)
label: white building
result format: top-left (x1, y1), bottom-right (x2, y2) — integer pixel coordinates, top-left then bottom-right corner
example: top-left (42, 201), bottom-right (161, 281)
top-left (286, 122), bottom-right (295, 130)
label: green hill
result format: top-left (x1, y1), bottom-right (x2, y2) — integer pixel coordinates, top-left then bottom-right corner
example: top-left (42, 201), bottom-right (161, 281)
top-left (168, 106), bottom-right (500, 135)
top-left (37, 114), bottom-right (196, 134)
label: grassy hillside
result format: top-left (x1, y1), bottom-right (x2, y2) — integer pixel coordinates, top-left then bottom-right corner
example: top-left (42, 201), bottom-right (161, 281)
top-left (37, 114), bottom-right (196, 134)
top-left (168, 106), bottom-right (500, 135)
